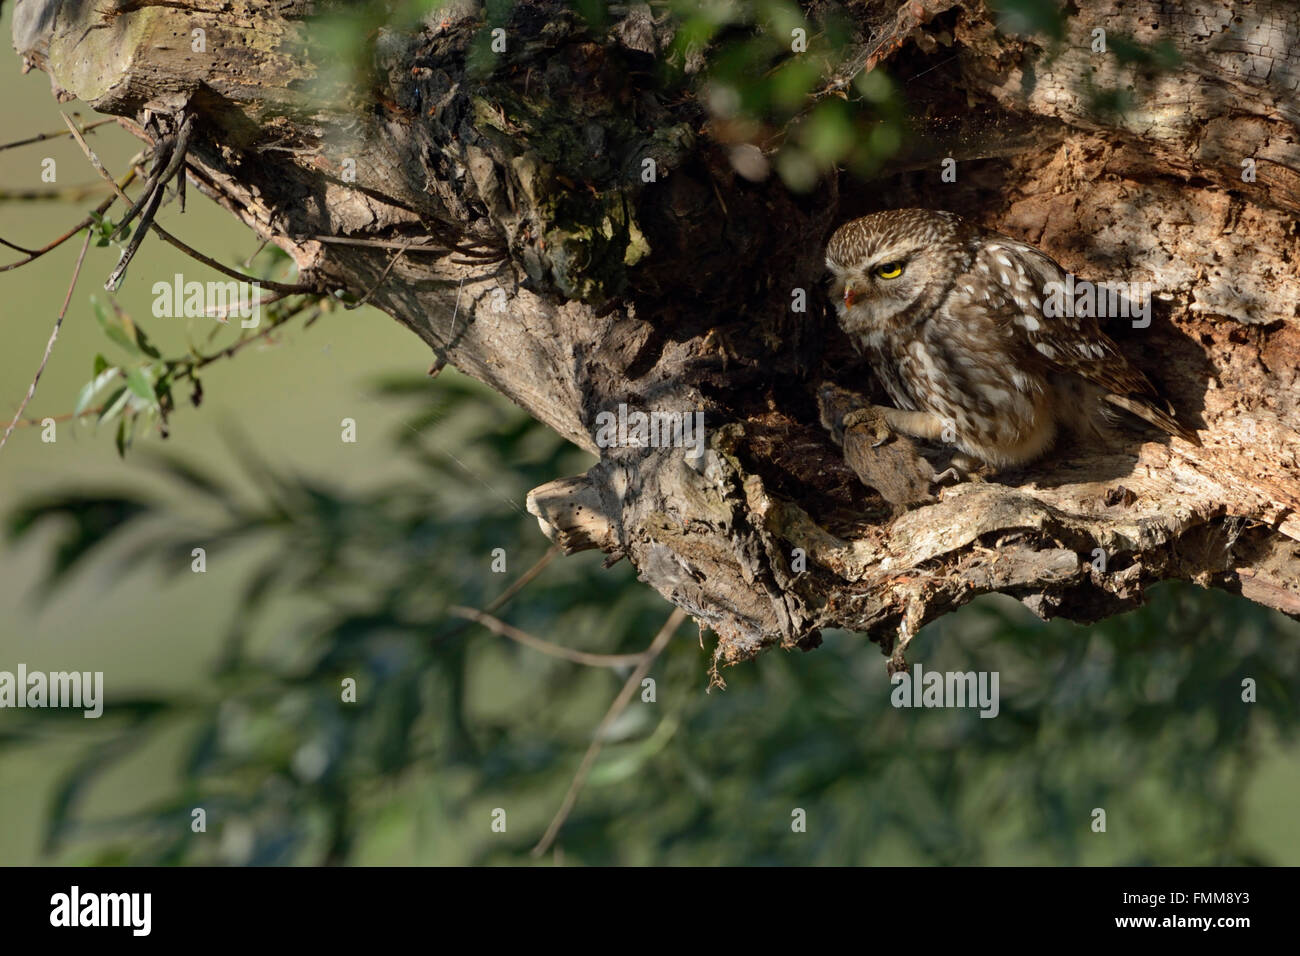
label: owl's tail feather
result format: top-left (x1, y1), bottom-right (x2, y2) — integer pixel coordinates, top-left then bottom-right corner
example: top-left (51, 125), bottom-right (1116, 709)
top-left (1103, 394), bottom-right (1202, 447)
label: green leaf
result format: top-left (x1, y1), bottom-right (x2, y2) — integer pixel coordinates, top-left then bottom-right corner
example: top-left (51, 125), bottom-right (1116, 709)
top-left (140, 452), bottom-right (233, 503)
top-left (854, 68), bottom-right (895, 104)
top-left (74, 367), bottom-right (120, 417)
top-left (92, 297), bottom-right (140, 356)
top-left (98, 386), bottom-right (129, 424)
top-left (87, 212), bottom-right (117, 247)
top-left (131, 320), bottom-right (162, 359)
top-left (92, 298), bottom-right (161, 359)
top-left (990, 0), bottom-right (1068, 41)
top-left (5, 493), bottom-right (153, 592)
top-left (570, 0), bottom-right (608, 29)
top-left (770, 57), bottom-right (820, 111)
top-left (803, 102), bottom-right (854, 163)
top-left (125, 366), bottom-right (157, 404)
top-left (44, 731), bottom-right (152, 854)
top-left (92, 353), bottom-right (109, 377)
top-left (758, 0), bottom-right (805, 42)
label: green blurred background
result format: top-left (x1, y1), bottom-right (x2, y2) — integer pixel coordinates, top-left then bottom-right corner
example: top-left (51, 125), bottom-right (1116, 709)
top-left (1, 2), bottom-right (1298, 866)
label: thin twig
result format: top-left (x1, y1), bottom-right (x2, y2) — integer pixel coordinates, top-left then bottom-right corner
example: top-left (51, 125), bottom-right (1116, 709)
top-left (9, 406), bottom-right (104, 428)
top-left (0, 168), bottom-right (138, 270)
top-left (61, 113), bottom-right (316, 296)
top-left (106, 114), bottom-right (193, 287)
top-left (481, 547), bottom-right (559, 616)
top-left (0, 229), bottom-right (94, 454)
top-left (305, 235), bottom-right (450, 252)
top-left (447, 606), bottom-right (648, 668)
top-left (0, 117), bottom-right (114, 153)
top-left (532, 607), bottom-right (687, 856)
top-left (153, 226), bottom-right (317, 294)
top-left (344, 241), bottom-right (411, 310)
top-left (201, 290), bottom-right (292, 321)
top-left (0, 183), bottom-right (114, 202)
top-left (306, 234), bottom-right (503, 260)
top-left (241, 237), bottom-right (270, 269)
top-left (112, 113), bottom-right (191, 240)
top-left (448, 274), bottom-right (466, 341)
top-left (438, 547), bottom-right (560, 641)
top-left (105, 165), bottom-right (166, 290)
top-left (182, 301), bottom-right (321, 375)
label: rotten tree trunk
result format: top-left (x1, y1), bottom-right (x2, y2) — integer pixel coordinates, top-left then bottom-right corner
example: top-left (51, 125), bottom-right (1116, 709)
top-left (12, 0), bottom-right (1300, 674)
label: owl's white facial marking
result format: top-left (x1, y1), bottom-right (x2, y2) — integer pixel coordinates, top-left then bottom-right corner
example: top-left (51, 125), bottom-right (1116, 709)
top-left (827, 219), bottom-right (968, 340)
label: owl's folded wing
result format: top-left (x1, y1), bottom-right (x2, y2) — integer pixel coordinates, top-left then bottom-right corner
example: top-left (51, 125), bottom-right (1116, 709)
top-left (970, 236), bottom-right (1198, 444)
top-left (971, 236), bottom-right (1160, 400)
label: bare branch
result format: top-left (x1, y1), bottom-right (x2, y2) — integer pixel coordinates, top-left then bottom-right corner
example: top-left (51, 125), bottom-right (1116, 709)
top-left (0, 228), bottom-right (94, 454)
top-left (60, 112), bottom-right (318, 295)
top-left (446, 606), bottom-right (649, 668)
top-left (0, 168), bottom-right (137, 270)
top-left (532, 607), bottom-right (688, 856)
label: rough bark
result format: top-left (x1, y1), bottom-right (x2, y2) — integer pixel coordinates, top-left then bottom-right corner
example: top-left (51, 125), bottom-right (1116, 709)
top-left (12, 0), bottom-right (1300, 674)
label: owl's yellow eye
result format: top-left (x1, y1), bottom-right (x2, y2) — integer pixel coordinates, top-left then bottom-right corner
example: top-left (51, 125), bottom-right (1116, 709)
top-left (876, 262), bottom-right (904, 280)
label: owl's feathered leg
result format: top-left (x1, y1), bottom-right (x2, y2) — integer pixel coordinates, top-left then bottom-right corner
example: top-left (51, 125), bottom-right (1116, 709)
top-left (868, 407), bottom-right (987, 484)
top-left (932, 462), bottom-right (974, 485)
top-left (874, 406), bottom-right (948, 442)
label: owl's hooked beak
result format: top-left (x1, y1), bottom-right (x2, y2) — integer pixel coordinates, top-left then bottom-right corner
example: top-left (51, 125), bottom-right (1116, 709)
top-left (843, 283), bottom-right (862, 309)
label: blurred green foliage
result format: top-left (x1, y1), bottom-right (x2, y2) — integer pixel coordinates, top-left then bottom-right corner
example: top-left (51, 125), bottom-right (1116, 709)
top-left (7, 380), bottom-right (1299, 865)
top-left (663, 0), bottom-right (905, 188)
top-left (990, 0), bottom-right (1070, 42)
top-left (297, 0), bottom-right (1189, 194)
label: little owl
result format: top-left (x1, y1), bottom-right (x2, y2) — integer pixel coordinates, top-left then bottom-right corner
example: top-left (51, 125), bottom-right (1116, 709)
top-left (825, 208), bottom-right (1199, 470)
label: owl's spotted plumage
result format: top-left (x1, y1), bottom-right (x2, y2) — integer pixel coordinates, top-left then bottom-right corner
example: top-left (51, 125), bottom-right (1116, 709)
top-left (825, 208), bottom-right (1198, 469)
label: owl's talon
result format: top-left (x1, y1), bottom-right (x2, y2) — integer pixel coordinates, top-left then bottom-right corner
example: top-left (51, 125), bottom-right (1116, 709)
top-left (841, 408), bottom-right (872, 429)
top-left (931, 466), bottom-right (964, 486)
top-left (841, 408), bottom-right (894, 447)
